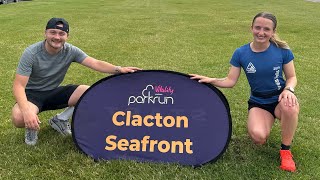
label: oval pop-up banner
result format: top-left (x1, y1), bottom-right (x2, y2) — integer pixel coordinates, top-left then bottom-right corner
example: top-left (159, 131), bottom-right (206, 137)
top-left (72, 70), bottom-right (232, 166)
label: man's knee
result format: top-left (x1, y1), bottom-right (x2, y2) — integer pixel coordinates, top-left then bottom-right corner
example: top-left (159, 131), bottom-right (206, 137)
top-left (11, 102), bottom-right (39, 128)
top-left (68, 85), bottom-right (90, 106)
top-left (11, 106), bottom-right (24, 128)
top-left (77, 85), bottom-right (90, 94)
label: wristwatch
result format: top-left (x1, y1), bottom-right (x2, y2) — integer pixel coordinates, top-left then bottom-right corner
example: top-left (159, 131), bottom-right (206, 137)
top-left (115, 66), bottom-right (122, 74)
top-left (285, 86), bottom-right (295, 94)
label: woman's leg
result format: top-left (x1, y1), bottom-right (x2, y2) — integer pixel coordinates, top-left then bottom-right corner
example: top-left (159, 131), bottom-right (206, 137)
top-left (247, 107), bottom-right (275, 145)
top-left (274, 99), bottom-right (299, 147)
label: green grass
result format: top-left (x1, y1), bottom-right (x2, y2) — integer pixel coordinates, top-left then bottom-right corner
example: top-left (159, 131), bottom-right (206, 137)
top-left (1, 0), bottom-right (320, 179)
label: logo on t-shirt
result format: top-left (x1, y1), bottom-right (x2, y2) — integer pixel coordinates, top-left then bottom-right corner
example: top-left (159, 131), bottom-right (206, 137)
top-left (246, 62), bottom-right (256, 73)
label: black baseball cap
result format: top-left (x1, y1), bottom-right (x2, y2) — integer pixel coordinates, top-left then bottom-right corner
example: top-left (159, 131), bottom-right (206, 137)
top-left (46, 18), bottom-right (69, 33)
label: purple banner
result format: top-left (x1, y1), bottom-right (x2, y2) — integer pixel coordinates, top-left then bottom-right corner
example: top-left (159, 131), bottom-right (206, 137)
top-left (72, 70), bottom-right (231, 166)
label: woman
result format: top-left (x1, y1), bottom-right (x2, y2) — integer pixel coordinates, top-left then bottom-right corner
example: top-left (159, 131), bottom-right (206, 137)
top-left (190, 12), bottom-right (299, 172)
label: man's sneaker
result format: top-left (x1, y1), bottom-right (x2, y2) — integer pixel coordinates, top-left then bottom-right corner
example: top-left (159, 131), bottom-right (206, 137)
top-left (280, 150), bottom-right (296, 172)
top-left (48, 115), bottom-right (72, 136)
top-left (25, 128), bottom-right (38, 146)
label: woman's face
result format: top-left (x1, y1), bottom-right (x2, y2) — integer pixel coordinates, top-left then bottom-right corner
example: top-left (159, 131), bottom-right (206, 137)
top-left (251, 17), bottom-right (275, 44)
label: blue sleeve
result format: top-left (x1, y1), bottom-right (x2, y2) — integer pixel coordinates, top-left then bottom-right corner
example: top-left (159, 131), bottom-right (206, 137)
top-left (282, 49), bottom-right (294, 64)
top-left (230, 48), bottom-right (241, 67)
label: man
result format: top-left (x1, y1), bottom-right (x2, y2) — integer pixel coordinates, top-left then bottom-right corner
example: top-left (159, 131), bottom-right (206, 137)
top-left (11, 17), bottom-right (140, 145)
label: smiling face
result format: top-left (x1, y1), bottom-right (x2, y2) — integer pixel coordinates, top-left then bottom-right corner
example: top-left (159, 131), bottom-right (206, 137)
top-left (251, 17), bottom-right (275, 45)
top-left (44, 24), bottom-right (68, 53)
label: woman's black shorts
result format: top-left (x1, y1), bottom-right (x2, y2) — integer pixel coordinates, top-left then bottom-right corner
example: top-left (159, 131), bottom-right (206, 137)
top-left (248, 100), bottom-right (279, 118)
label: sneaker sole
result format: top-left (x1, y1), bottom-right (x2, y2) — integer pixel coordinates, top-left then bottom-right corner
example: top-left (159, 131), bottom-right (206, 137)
top-left (25, 140), bottom-right (37, 146)
top-left (49, 119), bottom-right (71, 136)
top-left (280, 166), bottom-right (296, 172)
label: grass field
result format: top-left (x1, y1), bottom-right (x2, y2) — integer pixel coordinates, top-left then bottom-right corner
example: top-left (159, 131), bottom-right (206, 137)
top-left (1, 0), bottom-right (320, 179)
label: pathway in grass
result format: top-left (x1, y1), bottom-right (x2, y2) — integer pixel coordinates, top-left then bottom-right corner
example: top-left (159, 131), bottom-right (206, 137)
top-left (305, 0), bottom-right (320, 2)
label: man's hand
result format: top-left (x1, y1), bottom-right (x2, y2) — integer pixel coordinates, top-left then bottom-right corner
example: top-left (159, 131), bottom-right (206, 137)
top-left (23, 110), bottom-right (41, 130)
top-left (118, 66), bottom-right (141, 74)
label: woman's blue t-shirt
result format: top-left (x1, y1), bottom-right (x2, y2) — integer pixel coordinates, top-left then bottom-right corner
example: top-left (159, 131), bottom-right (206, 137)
top-left (230, 43), bottom-right (294, 104)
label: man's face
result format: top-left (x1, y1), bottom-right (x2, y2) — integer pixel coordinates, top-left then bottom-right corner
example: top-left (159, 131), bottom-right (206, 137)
top-left (45, 24), bottom-right (68, 50)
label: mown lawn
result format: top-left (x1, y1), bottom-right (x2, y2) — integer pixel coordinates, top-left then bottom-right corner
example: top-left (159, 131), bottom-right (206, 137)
top-left (0, 0), bottom-right (319, 179)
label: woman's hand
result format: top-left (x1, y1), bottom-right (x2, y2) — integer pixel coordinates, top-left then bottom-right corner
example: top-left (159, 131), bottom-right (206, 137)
top-left (190, 74), bottom-right (217, 84)
top-left (278, 90), bottom-right (298, 107)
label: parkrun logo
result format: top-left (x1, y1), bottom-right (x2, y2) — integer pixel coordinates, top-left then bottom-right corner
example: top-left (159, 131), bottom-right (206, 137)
top-left (128, 85), bottom-right (174, 106)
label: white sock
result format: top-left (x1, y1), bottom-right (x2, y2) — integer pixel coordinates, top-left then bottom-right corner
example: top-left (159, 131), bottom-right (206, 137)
top-left (56, 107), bottom-right (74, 121)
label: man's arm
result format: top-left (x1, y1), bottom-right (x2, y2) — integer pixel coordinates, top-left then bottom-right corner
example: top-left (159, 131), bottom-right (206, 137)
top-left (13, 74), bottom-right (29, 111)
top-left (80, 57), bottom-right (141, 74)
top-left (13, 74), bottom-right (41, 130)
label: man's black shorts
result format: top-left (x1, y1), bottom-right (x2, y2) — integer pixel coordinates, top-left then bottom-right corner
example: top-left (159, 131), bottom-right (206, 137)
top-left (248, 100), bottom-right (279, 118)
top-left (25, 85), bottom-right (79, 112)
